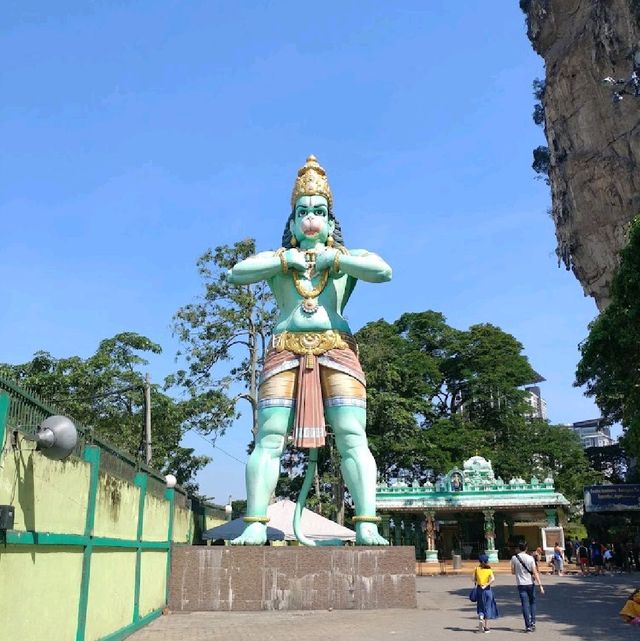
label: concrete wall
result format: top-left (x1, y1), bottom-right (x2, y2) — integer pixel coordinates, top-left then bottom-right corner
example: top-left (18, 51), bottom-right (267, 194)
top-left (0, 431), bottom-right (181, 641)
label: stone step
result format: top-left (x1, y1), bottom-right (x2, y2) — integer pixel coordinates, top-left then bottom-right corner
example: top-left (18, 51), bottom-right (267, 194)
top-left (415, 559), bottom-right (584, 576)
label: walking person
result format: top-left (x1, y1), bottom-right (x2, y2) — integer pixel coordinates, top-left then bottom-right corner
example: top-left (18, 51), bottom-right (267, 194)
top-left (564, 538), bottom-right (573, 564)
top-left (577, 540), bottom-right (590, 575)
top-left (590, 539), bottom-right (604, 575)
top-left (532, 546), bottom-right (543, 569)
top-left (573, 539), bottom-right (581, 567)
top-left (511, 541), bottom-right (545, 632)
top-left (603, 545), bottom-right (614, 572)
top-left (472, 553), bottom-right (499, 633)
top-left (552, 542), bottom-right (564, 575)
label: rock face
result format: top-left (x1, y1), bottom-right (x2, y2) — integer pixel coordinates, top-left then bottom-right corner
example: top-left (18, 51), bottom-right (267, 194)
top-left (523, 0), bottom-right (640, 309)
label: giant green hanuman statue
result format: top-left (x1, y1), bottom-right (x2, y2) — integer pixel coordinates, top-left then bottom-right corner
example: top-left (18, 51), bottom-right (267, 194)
top-left (228, 155), bottom-right (392, 546)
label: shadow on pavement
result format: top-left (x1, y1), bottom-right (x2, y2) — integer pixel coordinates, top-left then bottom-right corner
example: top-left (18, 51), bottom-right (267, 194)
top-left (446, 574), bottom-right (639, 640)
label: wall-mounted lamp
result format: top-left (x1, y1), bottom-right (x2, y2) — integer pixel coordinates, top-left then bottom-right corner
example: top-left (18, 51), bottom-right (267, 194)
top-left (20, 415), bottom-right (78, 461)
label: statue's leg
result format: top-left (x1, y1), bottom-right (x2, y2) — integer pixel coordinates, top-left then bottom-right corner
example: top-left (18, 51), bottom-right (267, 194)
top-left (231, 369), bottom-right (295, 545)
top-left (323, 369), bottom-right (388, 545)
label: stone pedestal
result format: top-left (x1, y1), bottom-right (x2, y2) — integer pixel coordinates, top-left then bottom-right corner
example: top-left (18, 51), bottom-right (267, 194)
top-left (169, 545), bottom-right (417, 611)
top-left (425, 549), bottom-right (439, 563)
top-left (484, 549), bottom-right (499, 563)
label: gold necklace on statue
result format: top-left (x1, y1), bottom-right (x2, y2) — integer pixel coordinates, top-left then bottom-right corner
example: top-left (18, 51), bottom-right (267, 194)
top-left (292, 270), bottom-right (329, 314)
top-left (292, 249), bottom-right (329, 314)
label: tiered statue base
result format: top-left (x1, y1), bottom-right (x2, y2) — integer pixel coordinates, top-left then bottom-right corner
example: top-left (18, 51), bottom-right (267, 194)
top-left (425, 549), bottom-right (439, 563)
top-left (169, 545), bottom-right (417, 611)
top-left (485, 549), bottom-right (499, 563)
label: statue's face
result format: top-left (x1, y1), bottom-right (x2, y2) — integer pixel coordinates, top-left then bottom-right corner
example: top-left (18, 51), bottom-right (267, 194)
top-left (290, 195), bottom-right (334, 245)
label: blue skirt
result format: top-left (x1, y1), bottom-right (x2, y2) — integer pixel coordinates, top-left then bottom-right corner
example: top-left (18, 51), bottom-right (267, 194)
top-left (476, 587), bottom-right (499, 619)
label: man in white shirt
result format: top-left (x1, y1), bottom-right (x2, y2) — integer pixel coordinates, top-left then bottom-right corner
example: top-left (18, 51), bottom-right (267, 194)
top-left (511, 541), bottom-right (545, 632)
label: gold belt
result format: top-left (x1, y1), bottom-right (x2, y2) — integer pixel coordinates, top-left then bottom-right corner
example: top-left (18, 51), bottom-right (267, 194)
top-left (271, 330), bottom-right (357, 368)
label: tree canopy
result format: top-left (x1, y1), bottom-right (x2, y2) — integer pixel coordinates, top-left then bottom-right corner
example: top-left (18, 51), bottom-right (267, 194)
top-left (0, 332), bottom-right (208, 491)
top-left (172, 239), bottom-right (276, 439)
top-left (576, 216), bottom-right (640, 459)
top-left (358, 312), bottom-right (540, 476)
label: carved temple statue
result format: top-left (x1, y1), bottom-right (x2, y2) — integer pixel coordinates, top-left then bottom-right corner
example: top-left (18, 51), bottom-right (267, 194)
top-left (227, 155), bottom-right (392, 546)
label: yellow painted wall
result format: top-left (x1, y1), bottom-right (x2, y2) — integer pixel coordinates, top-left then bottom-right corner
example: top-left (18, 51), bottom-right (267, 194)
top-left (139, 551), bottom-right (168, 616)
top-left (0, 545), bottom-right (83, 641)
top-left (142, 492), bottom-right (169, 541)
top-left (93, 472), bottom-right (139, 539)
top-left (514, 526), bottom-right (542, 548)
top-left (173, 505), bottom-right (193, 543)
top-left (0, 434), bottom-right (89, 535)
top-left (204, 515), bottom-right (226, 530)
top-left (0, 427), bottom-right (229, 640)
top-left (85, 549), bottom-right (136, 641)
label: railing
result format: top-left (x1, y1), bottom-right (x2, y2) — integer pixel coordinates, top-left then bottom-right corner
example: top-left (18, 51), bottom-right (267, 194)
top-left (0, 374), bottom-right (71, 435)
top-left (0, 374), bottom-right (184, 501)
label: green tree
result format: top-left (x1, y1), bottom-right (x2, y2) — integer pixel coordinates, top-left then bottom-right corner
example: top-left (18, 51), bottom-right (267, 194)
top-left (356, 317), bottom-right (437, 478)
top-left (585, 443), bottom-right (632, 485)
top-left (357, 311), bottom-right (594, 503)
top-left (0, 332), bottom-right (208, 490)
top-left (576, 216), bottom-right (640, 458)
top-left (172, 239), bottom-right (277, 439)
top-left (492, 420), bottom-right (599, 504)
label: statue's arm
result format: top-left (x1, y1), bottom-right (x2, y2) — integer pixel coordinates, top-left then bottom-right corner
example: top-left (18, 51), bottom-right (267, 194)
top-left (337, 248), bottom-right (392, 283)
top-left (227, 251), bottom-right (282, 285)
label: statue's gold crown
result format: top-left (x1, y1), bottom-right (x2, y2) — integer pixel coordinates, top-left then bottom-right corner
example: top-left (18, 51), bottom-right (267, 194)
top-left (290, 154), bottom-right (333, 210)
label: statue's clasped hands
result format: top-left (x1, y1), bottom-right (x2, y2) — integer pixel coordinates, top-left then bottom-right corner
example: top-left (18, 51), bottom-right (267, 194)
top-left (313, 248), bottom-right (339, 273)
top-left (283, 249), bottom-right (308, 273)
top-left (284, 247), bottom-right (338, 275)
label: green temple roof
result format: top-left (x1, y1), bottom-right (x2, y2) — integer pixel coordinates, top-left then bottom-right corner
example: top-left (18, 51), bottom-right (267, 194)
top-left (376, 456), bottom-right (569, 512)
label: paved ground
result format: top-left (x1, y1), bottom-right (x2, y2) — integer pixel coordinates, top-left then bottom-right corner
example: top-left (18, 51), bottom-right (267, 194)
top-left (130, 573), bottom-right (639, 641)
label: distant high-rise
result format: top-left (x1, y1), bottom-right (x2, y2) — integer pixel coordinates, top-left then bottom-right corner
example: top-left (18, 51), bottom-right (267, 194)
top-left (570, 419), bottom-right (615, 448)
top-left (524, 385), bottom-right (548, 420)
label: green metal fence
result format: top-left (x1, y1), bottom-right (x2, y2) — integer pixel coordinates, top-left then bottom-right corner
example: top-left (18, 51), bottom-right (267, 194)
top-left (0, 374), bottom-right (182, 501)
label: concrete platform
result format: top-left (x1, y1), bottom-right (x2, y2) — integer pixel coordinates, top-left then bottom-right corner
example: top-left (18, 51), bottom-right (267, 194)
top-left (169, 545), bottom-right (417, 611)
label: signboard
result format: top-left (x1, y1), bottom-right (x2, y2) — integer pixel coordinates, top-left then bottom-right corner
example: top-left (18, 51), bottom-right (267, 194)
top-left (541, 526), bottom-right (564, 561)
top-left (584, 484), bottom-right (640, 512)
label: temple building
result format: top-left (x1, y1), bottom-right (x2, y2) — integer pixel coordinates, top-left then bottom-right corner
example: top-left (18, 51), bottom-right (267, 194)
top-left (376, 456), bottom-right (569, 562)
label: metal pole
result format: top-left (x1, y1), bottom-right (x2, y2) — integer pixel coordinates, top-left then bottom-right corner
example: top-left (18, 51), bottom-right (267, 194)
top-left (144, 373), bottom-right (152, 465)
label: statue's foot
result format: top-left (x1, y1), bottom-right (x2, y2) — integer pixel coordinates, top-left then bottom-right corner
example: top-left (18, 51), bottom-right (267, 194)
top-left (230, 522), bottom-right (267, 545)
top-left (355, 522), bottom-right (389, 545)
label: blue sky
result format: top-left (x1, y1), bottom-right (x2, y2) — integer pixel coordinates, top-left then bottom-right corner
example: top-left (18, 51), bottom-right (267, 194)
top-left (1, 2), bottom-right (601, 502)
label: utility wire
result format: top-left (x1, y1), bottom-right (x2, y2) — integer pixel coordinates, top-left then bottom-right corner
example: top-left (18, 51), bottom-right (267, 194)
top-left (191, 430), bottom-right (247, 466)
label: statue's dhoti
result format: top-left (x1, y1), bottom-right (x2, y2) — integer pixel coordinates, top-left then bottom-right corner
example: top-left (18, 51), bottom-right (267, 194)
top-left (257, 331), bottom-right (366, 448)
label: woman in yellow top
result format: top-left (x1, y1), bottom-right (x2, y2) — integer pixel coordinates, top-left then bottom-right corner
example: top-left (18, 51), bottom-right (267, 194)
top-left (473, 554), bottom-right (499, 633)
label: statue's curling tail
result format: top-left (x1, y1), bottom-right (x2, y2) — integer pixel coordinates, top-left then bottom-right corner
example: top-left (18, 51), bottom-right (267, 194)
top-left (293, 448), bottom-right (343, 547)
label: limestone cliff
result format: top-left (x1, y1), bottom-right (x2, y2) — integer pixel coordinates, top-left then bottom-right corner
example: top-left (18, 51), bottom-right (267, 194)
top-left (523, 0), bottom-right (640, 309)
